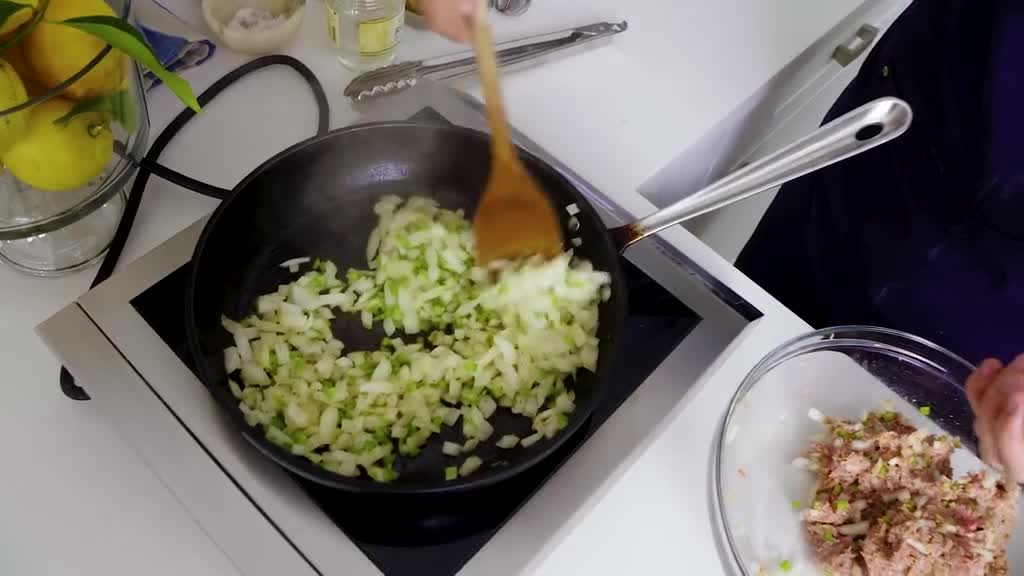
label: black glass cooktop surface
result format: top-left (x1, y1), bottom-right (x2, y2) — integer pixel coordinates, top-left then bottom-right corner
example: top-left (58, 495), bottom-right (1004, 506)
top-left (128, 104), bottom-right (699, 576)
top-left (132, 255), bottom-right (699, 576)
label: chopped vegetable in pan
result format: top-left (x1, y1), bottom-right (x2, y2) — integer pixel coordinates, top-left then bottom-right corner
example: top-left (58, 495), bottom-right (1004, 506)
top-left (222, 196), bottom-right (611, 481)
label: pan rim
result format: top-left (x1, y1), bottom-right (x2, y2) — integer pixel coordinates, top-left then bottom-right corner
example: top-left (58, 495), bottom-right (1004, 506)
top-left (185, 121), bottom-right (627, 494)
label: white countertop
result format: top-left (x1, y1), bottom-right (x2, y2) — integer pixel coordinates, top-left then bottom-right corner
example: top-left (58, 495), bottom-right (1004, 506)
top-left (0, 0), bottom-right (871, 573)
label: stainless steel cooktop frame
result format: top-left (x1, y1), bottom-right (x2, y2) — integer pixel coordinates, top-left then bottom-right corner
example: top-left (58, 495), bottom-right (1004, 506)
top-left (37, 82), bottom-right (756, 576)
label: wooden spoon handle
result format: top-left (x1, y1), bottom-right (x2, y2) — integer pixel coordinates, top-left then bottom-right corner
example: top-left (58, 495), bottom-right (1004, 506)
top-left (471, 0), bottom-right (516, 163)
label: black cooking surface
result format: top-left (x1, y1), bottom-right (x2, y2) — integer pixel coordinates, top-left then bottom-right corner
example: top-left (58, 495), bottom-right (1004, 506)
top-left (129, 105), bottom-right (699, 576)
top-left (133, 256), bottom-right (698, 575)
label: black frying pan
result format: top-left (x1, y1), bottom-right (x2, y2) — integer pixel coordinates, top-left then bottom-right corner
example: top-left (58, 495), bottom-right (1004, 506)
top-left (186, 98), bottom-right (912, 494)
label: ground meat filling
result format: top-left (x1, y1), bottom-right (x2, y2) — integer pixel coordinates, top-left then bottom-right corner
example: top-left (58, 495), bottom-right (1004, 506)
top-left (801, 411), bottom-right (1018, 575)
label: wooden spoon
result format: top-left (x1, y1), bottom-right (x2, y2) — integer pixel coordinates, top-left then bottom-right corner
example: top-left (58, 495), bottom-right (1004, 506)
top-left (469, 0), bottom-right (563, 265)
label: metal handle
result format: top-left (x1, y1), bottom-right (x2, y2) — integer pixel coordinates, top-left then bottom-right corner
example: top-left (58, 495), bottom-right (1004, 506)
top-left (419, 25), bottom-right (588, 76)
top-left (611, 97), bottom-right (914, 251)
top-left (833, 24), bottom-right (879, 67)
top-left (344, 22), bottom-right (628, 100)
top-left (494, 0), bottom-right (531, 16)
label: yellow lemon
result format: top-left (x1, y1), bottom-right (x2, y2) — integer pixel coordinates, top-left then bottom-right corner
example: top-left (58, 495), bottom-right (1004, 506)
top-left (0, 58), bottom-right (29, 157)
top-left (26, 0), bottom-right (127, 100)
top-left (0, 0), bottom-right (38, 37)
top-left (5, 42), bottom-right (43, 98)
top-left (4, 97), bottom-right (113, 191)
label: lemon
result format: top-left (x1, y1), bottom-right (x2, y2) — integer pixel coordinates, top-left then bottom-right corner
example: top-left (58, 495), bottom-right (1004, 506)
top-left (0, 58), bottom-right (29, 157)
top-left (4, 97), bottom-right (113, 191)
top-left (5, 43), bottom-right (43, 98)
top-left (0, 0), bottom-right (38, 37)
top-left (26, 0), bottom-right (127, 100)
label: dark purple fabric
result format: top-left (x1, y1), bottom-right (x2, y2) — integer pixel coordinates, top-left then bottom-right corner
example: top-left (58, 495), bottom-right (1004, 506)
top-left (736, 0), bottom-right (1024, 365)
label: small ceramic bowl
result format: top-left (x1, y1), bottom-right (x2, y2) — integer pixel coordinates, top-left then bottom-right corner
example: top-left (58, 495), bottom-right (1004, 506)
top-left (202, 0), bottom-right (305, 55)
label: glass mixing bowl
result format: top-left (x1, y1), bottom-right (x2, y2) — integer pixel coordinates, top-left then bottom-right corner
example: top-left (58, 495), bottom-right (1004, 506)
top-left (711, 326), bottom-right (1024, 576)
top-left (0, 0), bottom-right (149, 275)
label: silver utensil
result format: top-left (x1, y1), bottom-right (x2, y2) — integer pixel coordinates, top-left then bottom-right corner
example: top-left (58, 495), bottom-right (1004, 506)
top-left (494, 0), bottom-right (530, 16)
top-left (612, 97), bottom-right (914, 250)
top-left (344, 21), bottom-right (627, 101)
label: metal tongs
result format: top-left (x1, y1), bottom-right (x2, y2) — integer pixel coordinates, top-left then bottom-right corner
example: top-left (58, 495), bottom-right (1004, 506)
top-left (344, 21), bottom-right (628, 101)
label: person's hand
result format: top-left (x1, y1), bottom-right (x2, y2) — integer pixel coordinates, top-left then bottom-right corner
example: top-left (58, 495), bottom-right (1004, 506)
top-left (421, 0), bottom-right (478, 43)
top-left (966, 355), bottom-right (1024, 481)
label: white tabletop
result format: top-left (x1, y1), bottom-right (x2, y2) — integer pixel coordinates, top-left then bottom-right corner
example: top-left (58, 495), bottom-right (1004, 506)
top-left (0, 0), bottom-right (875, 572)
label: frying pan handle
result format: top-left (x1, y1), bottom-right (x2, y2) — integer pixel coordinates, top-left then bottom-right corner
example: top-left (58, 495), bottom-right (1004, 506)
top-left (610, 97), bottom-right (913, 251)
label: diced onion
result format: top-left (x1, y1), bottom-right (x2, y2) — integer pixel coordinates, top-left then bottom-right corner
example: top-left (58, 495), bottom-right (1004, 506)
top-left (224, 347), bottom-right (241, 374)
top-left (221, 197), bottom-right (609, 482)
top-left (459, 456), bottom-right (483, 477)
top-left (280, 257), bottom-right (311, 272)
top-left (850, 440), bottom-right (872, 451)
top-left (905, 538), bottom-right (928, 554)
top-left (792, 457), bottom-right (815, 471)
top-left (521, 432), bottom-right (543, 448)
top-left (240, 362), bottom-right (270, 387)
top-left (496, 435), bottom-right (519, 449)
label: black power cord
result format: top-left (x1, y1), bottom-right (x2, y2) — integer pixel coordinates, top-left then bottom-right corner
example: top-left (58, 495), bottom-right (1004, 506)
top-left (60, 55), bottom-right (330, 400)
top-left (113, 140), bottom-right (233, 199)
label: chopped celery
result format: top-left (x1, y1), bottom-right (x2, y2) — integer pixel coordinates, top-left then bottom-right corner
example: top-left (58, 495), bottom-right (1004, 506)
top-left (222, 197), bottom-right (610, 483)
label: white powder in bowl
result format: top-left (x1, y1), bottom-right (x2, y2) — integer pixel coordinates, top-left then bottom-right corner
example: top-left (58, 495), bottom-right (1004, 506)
top-left (227, 7), bottom-right (288, 32)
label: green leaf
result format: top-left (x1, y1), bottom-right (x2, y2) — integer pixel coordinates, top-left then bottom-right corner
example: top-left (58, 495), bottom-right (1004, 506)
top-left (0, 0), bottom-right (46, 56)
top-left (0, 0), bottom-right (30, 31)
top-left (53, 90), bottom-right (138, 131)
top-left (53, 15), bottom-right (200, 112)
